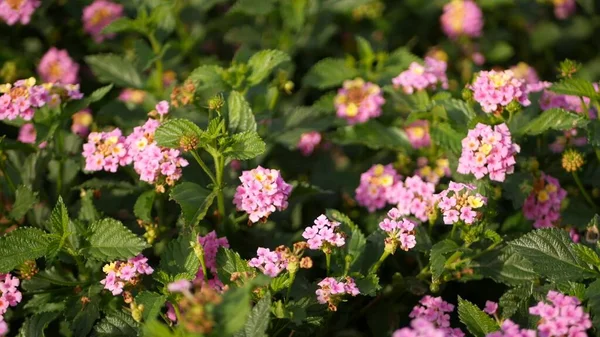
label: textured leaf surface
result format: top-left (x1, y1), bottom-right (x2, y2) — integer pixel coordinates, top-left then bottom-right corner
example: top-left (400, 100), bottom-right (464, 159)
top-left (18, 311), bottom-right (59, 337)
top-left (9, 185), bottom-right (38, 220)
top-left (154, 118), bottom-right (203, 149)
top-left (0, 227), bottom-right (51, 273)
top-left (135, 292), bottom-right (166, 322)
top-left (134, 190), bottom-right (155, 223)
top-left (158, 234), bottom-right (200, 278)
top-left (303, 58), bottom-right (358, 89)
top-left (509, 228), bottom-right (597, 281)
top-left (519, 108), bottom-right (588, 136)
top-left (86, 54), bottom-right (143, 88)
top-left (87, 219), bottom-right (148, 261)
top-left (234, 293), bottom-right (271, 337)
top-left (550, 78), bottom-right (598, 98)
top-left (223, 131), bottom-right (266, 160)
top-left (228, 91), bottom-right (257, 133)
top-left (458, 297), bottom-right (500, 337)
top-left (170, 182), bottom-right (215, 226)
top-left (430, 240), bottom-right (458, 282)
top-left (217, 248), bottom-right (253, 286)
top-left (247, 49), bottom-right (290, 85)
top-left (93, 311), bottom-right (139, 337)
top-left (475, 248), bottom-right (538, 285)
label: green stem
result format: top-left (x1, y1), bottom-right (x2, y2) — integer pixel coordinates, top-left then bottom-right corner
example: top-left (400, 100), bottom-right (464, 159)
top-left (147, 33), bottom-right (164, 94)
top-left (198, 249), bottom-right (208, 282)
top-left (370, 250), bottom-right (391, 274)
top-left (0, 164), bottom-right (16, 194)
top-left (325, 252), bottom-right (331, 276)
top-left (191, 151), bottom-right (217, 185)
top-left (573, 171), bottom-right (596, 209)
top-left (444, 251), bottom-right (463, 269)
top-left (286, 271), bottom-right (296, 303)
top-left (215, 154), bottom-right (226, 220)
top-left (450, 223), bottom-right (457, 239)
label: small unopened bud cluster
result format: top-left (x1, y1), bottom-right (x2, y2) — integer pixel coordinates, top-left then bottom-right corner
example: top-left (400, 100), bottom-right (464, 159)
top-left (561, 149), bottom-right (584, 172)
top-left (171, 79), bottom-right (196, 108)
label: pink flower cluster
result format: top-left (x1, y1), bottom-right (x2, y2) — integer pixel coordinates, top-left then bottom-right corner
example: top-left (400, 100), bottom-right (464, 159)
top-left (378, 208), bottom-right (417, 252)
top-left (125, 118), bottom-right (189, 186)
top-left (529, 290), bottom-right (591, 337)
top-left (100, 255), bottom-right (154, 296)
top-left (554, 0), bottom-right (576, 20)
top-left (486, 320), bottom-right (536, 337)
top-left (440, 0), bottom-right (483, 39)
top-left (387, 176), bottom-right (435, 222)
top-left (17, 123), bottom-right (35, 144)
top-left (540, 89), bottom-right (597, 118)
top-left (233, 166), bottom-right (293, 223)
top-left (0, 78), bottom-right (82, 121)
top-left (82, 0), bottom-right (124, 43)
top-left (334, 78), bottom-right (385, 124)
top-left (415, 157), bottom-right (451, 185)
top-left (297, 131), bottom-right (322, 156)
top-left (119, 89), bottom-right (146, 105)
top-left (0, 273), bottom-right (21, 318)
top-left (355, 164), bottom-right (400, 212)
top-left (302, 214), bottom-right (345, 250)
top-left (392, 58), bottom-right (449, 94)
top-left (470, 70), bottom-right (531, 113)
top-left (410, 296), bottom-right (464, 337)
top-left (457, 123), bottom-right (520, 182)
top-left (510, 62), bottom-right (540, 87)
top-left (71, 109), bottom-right (93, 138)
top-left (523, 174), bottom-right (566, 229)
top-left (316, 277), bottom-right (360, 311)
top-left (83, 129), bottom-right (131, 172)
top-left (436, 182), bottom-right (487, 225)
top-left (194, 231), bottom-right (229, 290)
top-left (37, 48), bottom-right (79, 84)
top-left (405, 120), bottom-right (431, 149)
top-left (0, 0), bottom-right (39, 25)
top-left (392, 318), bottom-right (448, 337)
top-left (248, 247), bottom-right (288, 277)
top-left (549, 129), bottom-right (587, 153)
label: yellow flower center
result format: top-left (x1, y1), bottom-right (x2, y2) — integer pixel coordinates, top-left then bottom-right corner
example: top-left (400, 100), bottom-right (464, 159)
top-left (479, 143), bottom-right (493, 155)
top-left (537, 190), bottom-right (550, 202)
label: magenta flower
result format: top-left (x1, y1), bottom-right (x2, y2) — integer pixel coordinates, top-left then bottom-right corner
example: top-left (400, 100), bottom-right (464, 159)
top-left (82, 0), bottom-right (124, 43)
top-left (378, 208), bottom-right (417, 253)
top-left (523, 174), bottom-right (566, 229)
top-left (167, 279), bottom-right (192, 293)
top-left (82, 129), bottom-right (131, 172)
top-left (233, 166), bottom-right (293, 223)
top-left (404, 120), bottom-right (431, 149)
top-left (334, 78), bottom-right (385, 124)
top-left (0, 273), bottom-right (22, 317)
top-left (355, 164), bottom-right (401, 212)
top-left (156, 100), bottom-right (169, 116)
top-left (392, 318), bottom-right (448, 337)
top-left (37, 48), bottom-right (79, 84)
top-left (392, 57), bottom-right (448, 94)
top-left (435, 182), bottom-right (486, 225)
top-left (486, 319), bottom-right (536, 337)
top-left (100, 255), bottom-right (153, 296)
top-left (297, 131), bottom-right (322, 156)
top-left (0, 0), bottom-right (39, 25)
top-left (71, 109), bottom-right (93, 138)
top-left (118, 89), bottom-right (146, 104)
top-left (484, 301), bottom-right (498, 315)
top-left (529, 290), bottom-right (592, 337)
top-left (316, 277), bottom-right (360, 311)
top-left (194, 231), bottom-right (229, 291)
top-left (386, 175), bottom-right (435, 222)
top-left (554, 0), bottom-right (576, 20)
top-left (248, 247), bottom-right (288, 277)
top-left (457, 123), bottom-right (520, 182)
top-left (440, 0), bottom-right (483, 39)
top-left (302, 214), bottom-right (345, 251)
top-left (469, 70), bottom-right (530, 113)
top-left (410, 296), bottom-right (464, 337)
top-left (17, 123), bottom-right (36, 144)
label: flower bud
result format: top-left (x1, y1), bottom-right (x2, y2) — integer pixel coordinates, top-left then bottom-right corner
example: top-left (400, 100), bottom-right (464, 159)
top-left (562, 149), bottom-right (584, 172)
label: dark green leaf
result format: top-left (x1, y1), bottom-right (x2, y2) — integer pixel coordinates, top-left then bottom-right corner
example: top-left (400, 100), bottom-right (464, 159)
top-left (354, 274), bottom-right (381, 296)
top-left (234, 293), bottom-right (271, 337)
top-left (430, 240), bottom-right (459, 282)
top-left (135, 292), bottom-right (167, 322)
top-left (18, 311), bottom-right (60, 337)
top-left (215, 285), bottom-right (252, 335)
top-left (499, 285), bottom-right (533, 319)
top-left (519, 108), bottom-right (588, 136)
top-left (93, 310), bottom-right (139, 337)
top-left (86, 218), bottom-right (148, 261)
top-left (72, 301), bottom-right (100, 337)
top-left (223, 131), bottom-right (266, 160)
top-left (134, 190), bottom-right (155, 223)
top-left (85, 54), bottom-right (143, 88)
top-left (430, 123), bottom-right (463, 154)
top-left (457, 297), bottom-right (500, 337)
top-left (230, 0), bottom-right (277, 15)
top-left (9, 185), bottom-right (38, 220)
top-left (170, 182), bottom-right (216, 226)
top-left (217, 248), bottom-right (253, 286)
top-left (158, 234), bottom-right (200, 278)
top-left (0, 227), bottom-right (51, 273)
top-left (474, 249), bottom-right (538, 285)
top-left (46, 196), bottom-right (68, 235)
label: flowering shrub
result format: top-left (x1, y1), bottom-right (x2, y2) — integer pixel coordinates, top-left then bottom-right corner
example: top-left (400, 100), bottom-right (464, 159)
top-left (1, 1), bottom-right (600, 337)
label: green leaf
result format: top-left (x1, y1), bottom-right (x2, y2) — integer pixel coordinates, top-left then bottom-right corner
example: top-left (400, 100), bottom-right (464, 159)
top-left (227, 91), bottom-right (257, 133)
top-left (438, 99), bottom-right (476, 127)
top-left (234, 293), bottom-right (271, 337)
top-left (9, 185), bottom-right (38, 220)
top-left (327, 210), bottom-right (366, 271)
top-left (154, 118), bottom-right (203, 148)
top-left (247, 50), bottom-right (290, 85)
top-left (188, 65), bottom-right (228, 93)
top-left (576, 0), bottom-right (594, 13)
top-left (457, 297), bottom-right (500, 337)
top-left (46, 196), bottom-right (69, 235)
top-left (134, 190), bottom-right (155, 223)
top-left (499, 285), bottom-right (533, 318)
top-left (170, 182), bottom-right (216, 226)
top-left (215, 285), bottom-right (252, 335)
top-left (588, 119), bottom-right (600, 147)
top-left (429, 240), bottom-right (459, 282)
top-left (572, 243), bottom-right (600, 267)
top-left (430, 123), bottom-right (463, 154)
top-left (303, 58), bottom-right (359, 89)
top-left (0, 227), bottom-right (51, 273)
top-left (158, 234), bottom-right (200, 279)
top-left (230, 0), bottom-right (277, 15)
top-left (93, 311), bottom-right (139, 337)
top-left (143, 320), bottom-right (176, 337)
top-left (354, 274), bottom-right (381, 296)
top-left (18, 311), bottom-right (60, 337)
top-left (134, 39), bottom-right (156, 71)
top-left (102, 17), bottom-right (146, 34)
top-left (356, 36), bottom-right (374, 63)
top-left (86, 218), bottom-right (148, 261)
top-left (85, 54), bottom-right (143, 88)
top-left (551, 78), bottom-right (598, 99)
top-left (332, 120), bottom-right (410, 149)
top-left (223, 131), bottom-right (266, 160)
top-left (135, 292), bottom-right (167, 322)
top-left (63, 84), bottom-right (114, 116)
top-left (585, 280), bottom-right (600, 329)
top-left (217, 247), bottom-right (253, 286)
top-left (519, 108), bottom-right (589, 136)
top-left (509, 228), bottom-right (598, 281)
top-left (71, 301), bottom-right (100, 337)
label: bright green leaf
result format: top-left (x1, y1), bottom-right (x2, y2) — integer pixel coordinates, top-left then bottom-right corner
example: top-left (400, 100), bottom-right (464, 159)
top-left (158, 234), bottom-right (200, 279)
top-left (458, 297), bottom-right (500, 337)
top-left (519, 108), bottom-right (588, 136)
top-left (86, 218), bottom-right (148, 261)
top-left (170, 182), bottom-right (215, 226)
top-left (85, 54), bottom-right (143, 88)
top-left (332, 120), bottom-right (411, 150)
top-left (430, 240), bottom-right (459, 282)
top-left (0, 227), bottom-right (51, 273)
top-left (551, 77), bottom-right (598, 98)
top-left (154, 118), bottom-right (203, 149)
top-left (217, 248), bottom-right (253, 286)
top-left (223, 131), bottom-right (266, 160)
top-left (247, 50), bottom-right (290, 85)
top-left (227, 91), bottom-right (257, 133)
top-left (135, 292), bottom-right (167, 322)
top-left (234, 293), bottom-right (271, 337)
